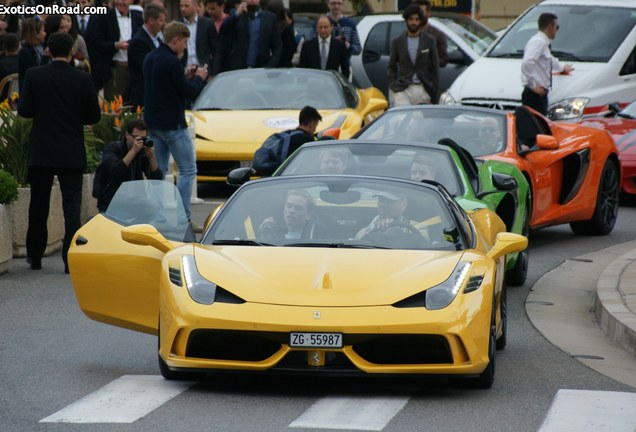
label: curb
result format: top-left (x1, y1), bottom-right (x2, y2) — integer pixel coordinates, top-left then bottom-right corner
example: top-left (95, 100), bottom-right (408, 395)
top-left (595, 249), bottom-right (636, 358)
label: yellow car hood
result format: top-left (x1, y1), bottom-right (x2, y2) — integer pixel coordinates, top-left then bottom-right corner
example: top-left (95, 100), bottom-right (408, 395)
top-left (193, 110), bottom-right (344, 143)
top-left (193, 246), bottom-right (463, 307)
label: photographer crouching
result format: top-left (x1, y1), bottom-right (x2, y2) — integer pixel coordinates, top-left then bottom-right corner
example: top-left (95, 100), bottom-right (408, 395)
top-left (93, 118), bottom-right (164, 212)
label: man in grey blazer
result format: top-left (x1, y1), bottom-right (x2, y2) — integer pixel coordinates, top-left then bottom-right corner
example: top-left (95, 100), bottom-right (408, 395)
top-left (387, 4), bottom-right (439, 106)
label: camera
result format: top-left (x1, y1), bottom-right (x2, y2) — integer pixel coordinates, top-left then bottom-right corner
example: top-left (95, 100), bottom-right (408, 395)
top-left (140, 136), bottom-right (154, 148)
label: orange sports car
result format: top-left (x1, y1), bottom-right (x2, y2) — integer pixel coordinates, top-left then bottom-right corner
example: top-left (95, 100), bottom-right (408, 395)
top-left (354, 105), bottom-right (621, 235)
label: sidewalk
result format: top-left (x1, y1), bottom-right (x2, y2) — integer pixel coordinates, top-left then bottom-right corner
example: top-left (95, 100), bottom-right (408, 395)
top-left (526, 240), bottom-right (636, 389)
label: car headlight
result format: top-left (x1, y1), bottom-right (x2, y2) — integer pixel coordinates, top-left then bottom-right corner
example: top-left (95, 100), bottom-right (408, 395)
top-left (547, 97), bottom-right (590, 120)
top-left (182, 255), bottom-right (216, 304)
top-left (439, 91), bottom-right (458, 105)
top-left (425, 263), bottom-right (471, 310)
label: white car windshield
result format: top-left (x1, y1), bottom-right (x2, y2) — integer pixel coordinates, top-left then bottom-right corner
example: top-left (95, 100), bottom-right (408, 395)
top-left (193, 68), bottom-right (349, 110)
top-left (489, 4), bottom-right (636, 62)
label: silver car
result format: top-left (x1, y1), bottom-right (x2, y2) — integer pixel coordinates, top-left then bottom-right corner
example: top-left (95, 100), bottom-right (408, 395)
top-left (351, 12), bottom-right (497, 98)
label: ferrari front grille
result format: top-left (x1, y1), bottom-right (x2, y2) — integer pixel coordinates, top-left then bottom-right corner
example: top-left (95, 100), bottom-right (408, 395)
top-left (196, 161), bottom-right (240, 177)
top-left (186, 330), bottom-right (282, 361)
top-left (352, 335), bottom-right (452, 364)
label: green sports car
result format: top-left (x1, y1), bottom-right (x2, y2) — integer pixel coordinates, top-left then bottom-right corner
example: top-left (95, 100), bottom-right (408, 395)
top-left (240, 139), bottom-right (531, 286)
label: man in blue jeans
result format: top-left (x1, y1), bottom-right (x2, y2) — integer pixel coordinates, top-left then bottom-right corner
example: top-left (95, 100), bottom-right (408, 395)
top-left (143, 20), bottom-right (208, 230)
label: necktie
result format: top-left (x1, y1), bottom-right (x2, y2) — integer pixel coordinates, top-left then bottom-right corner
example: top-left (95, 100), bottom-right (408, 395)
top-left (320, 39), bottom-right (328, 70)
top-left (79, 16), bottom-right (86, 34)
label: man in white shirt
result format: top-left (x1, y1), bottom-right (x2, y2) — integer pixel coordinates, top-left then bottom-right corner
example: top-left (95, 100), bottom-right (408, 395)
top-left (521, 12), bottom-right (573, 116)
top-left (180, 0), bottom-right (216, 69)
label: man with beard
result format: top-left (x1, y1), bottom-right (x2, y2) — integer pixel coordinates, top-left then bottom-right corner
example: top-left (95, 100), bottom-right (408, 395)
top-left (387, 4), bottom-right (439, 106)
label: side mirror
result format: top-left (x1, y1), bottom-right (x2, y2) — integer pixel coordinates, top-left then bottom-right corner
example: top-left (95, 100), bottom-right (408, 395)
top-left (447, 49), bottom-right (469, 66)
top-left (203, 203), bottom-right (223, 232)
top-left (362, 49), bottom-right (381, 63)
top-left (492, 173), bottom-right (517, 191)
top-left (536, 134), bottom-right (558, 150)
top-left (607, 102), bottom-right (621, 116)
top-left (121, 224), bottom-right (175, 253)
top-left (487, 232), bottom-right (528, 261)
top-left (226, 167), bottom-right (254, 186)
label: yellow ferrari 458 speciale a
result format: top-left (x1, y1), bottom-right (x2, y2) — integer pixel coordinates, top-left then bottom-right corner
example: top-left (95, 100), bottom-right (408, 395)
top-left (69, 177), bottom-right (526, 388)
top-left (188, 68), bottom-right (387, 183)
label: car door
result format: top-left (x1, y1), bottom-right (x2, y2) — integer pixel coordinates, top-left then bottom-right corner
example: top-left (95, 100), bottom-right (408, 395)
top-left (69, 180), bottom-right (190, 335)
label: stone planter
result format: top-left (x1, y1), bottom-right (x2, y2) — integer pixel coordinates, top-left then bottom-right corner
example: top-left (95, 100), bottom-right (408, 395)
top-left (0, 204), bottom-right (12, 275)
top-left (11, 183), bottom-right (65, 258)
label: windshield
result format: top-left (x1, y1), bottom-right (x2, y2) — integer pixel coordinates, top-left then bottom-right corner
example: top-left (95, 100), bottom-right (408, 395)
top-left (489, 4), bottom-right (636, 62)
top-left (357, 108), bottom-right (507, 157)
top-left (436, 17), bottom-right (495, 55)
top-left (104, 180), bottom-right (190, 241)
top-left (193, 68), bottom-right (347, 110)
top-left (280, 144), bottom-right (463, 197)
top-left (202, 177), bottom-right (465, 251)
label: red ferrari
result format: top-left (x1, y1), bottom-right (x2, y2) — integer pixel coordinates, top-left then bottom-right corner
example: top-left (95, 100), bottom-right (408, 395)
top-left (580, 101), bottom-right (636, 196)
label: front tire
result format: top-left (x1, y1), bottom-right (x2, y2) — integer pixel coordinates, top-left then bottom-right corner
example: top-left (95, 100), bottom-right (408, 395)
top-left (570, 159), bottom-right (620, 235)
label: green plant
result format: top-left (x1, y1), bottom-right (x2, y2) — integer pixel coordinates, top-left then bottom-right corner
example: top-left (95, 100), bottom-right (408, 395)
top-left (0, 97), bottom-right (31, 187)
top-left (0, 169), bottom-right (19, 205)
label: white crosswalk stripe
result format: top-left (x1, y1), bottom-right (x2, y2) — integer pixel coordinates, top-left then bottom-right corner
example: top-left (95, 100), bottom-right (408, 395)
top-left (39, 375), bottom-right (193, 424)
top-left (538, 389), bottom-right (636, 432)
top-left (289, 395), bottom-right (412, 431)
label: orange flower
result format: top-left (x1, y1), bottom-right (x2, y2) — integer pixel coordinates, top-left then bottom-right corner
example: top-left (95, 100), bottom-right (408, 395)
top-left (114, 117), bottom-right (121, 128)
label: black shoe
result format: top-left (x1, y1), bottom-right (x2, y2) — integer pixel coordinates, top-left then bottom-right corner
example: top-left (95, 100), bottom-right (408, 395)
top-left (27, 257), bottom-right (42, 270)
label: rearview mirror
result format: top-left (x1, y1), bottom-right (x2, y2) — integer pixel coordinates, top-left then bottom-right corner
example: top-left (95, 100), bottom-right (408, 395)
top-left (536, 134), bottom-right (558, 150)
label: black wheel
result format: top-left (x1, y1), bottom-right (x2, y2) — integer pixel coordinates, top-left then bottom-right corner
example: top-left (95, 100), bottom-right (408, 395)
top-left (570, 159), bottom-right (620, 235)
top-left (506, 199), bottom-right (530, 287)
top-left (496, 286), bottom-right (507, 351)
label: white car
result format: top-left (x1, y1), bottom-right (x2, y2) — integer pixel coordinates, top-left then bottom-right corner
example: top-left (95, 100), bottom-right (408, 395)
top-left (441, 0), bottom-right (636, 121)
top-left (350, 12), bottom-right (497, 98)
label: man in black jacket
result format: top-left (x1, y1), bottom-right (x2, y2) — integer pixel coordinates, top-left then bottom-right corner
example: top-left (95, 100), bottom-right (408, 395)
top-left (94, 118), bottom-right (164, 212)
top-left (299, 15), bottom-right (349, 77)
top-left (91, 0), bottom-right (143, 99)
top-left (17, 32), bottom-right (101, 273)
top-left (219, 0), bottom-right (281, 71)
top-left (127, 3), bottom-right (167, 109)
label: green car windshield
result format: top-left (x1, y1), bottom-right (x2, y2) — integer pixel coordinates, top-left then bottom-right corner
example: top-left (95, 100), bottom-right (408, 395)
top-left (279, 143), bottom-right (464, 197)
top-left (202, 177), bottom-right (467, 251)
top-left (358, 108), bottom-right (507, 158)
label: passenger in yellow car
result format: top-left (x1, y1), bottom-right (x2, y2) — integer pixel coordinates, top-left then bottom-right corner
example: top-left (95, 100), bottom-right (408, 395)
top-left (259, 189), bottom-right (328, 240)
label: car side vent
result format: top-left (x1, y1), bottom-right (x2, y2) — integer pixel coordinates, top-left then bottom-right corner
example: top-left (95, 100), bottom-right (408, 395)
top-left (392, 291), bottom-right (427, 308)
top-left (464, 275), bottom-right (484, 293)
top-left (168, 267), bottom-right (182, 287)
top-left (215, 287), bottom-right (246, 304)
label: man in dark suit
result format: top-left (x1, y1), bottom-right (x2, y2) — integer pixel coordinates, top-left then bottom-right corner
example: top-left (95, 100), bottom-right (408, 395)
top-left (180, 0), bottom-right (218, 69)
top-left (219, 0), bottom-right (281, 71)
top-left (0, 33), bottom-right (19, 101)
top-left (299, 15), bottom-right (349, 78)
top-left (17, 32), bottom-right (101, 273)
top-left (127, 3), bottom-right (167, 109)
top-left (413, 0), bottom-right (448, 68)
top-left (90, 0), bottom-right (143, 100)
top-left (388, 5), bottom-right (439, 106)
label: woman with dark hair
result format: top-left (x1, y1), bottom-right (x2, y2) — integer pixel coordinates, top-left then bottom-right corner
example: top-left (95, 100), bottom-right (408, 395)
top-left (266, 0), bottom-right (295, 68)
top-left (17, 18), bottom-right (48, 92)
top-left (43, 15), bottom-right (89, 70)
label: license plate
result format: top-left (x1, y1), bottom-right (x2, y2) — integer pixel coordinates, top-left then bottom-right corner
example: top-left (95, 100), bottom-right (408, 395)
top-left (290, 332), bottom-right (343, 348)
